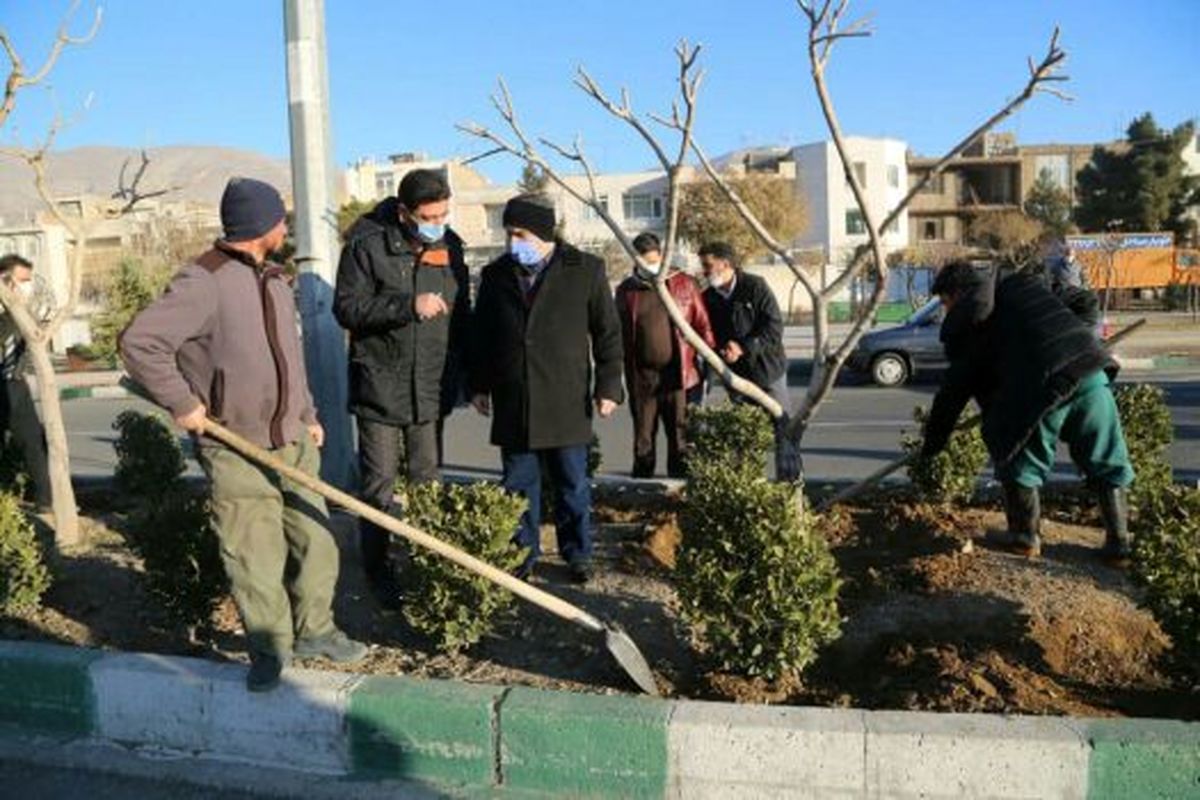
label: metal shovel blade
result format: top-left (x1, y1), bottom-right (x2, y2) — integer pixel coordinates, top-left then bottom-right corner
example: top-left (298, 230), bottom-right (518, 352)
top-left (604, 623), bottom-right (660, 696)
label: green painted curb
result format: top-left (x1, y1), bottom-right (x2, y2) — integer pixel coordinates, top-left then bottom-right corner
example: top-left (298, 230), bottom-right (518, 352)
top-left (1086, 720), bottom-right (1200, 799)
top-left (0, 641), bottom-right (101, 735)
top-left (347, 675), bottom-right (502, 789)
top-left (499, 687), bottom-right (671, 798)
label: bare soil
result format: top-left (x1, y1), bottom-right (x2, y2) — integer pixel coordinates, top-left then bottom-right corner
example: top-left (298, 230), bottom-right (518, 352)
top-left (4, 483), bottom-right (1197, 718)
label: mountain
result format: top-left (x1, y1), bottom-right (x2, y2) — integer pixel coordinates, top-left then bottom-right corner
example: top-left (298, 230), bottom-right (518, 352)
top-left (0, 145), bottom-right (292, 222)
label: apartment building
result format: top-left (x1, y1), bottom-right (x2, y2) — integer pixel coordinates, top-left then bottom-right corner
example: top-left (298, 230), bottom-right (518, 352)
top-left (906, 132), bottom-right (1101, 246)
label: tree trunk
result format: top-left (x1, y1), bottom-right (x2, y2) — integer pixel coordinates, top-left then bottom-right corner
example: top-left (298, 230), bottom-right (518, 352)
top-left (27, 340), bottom-right (80, 548)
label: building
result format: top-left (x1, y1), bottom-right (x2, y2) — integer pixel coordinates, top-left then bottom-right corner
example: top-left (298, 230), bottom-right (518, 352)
top-left (906, 132), bottom-right (1102, 246)
top-left (792, 137), bottom-right (910, 274)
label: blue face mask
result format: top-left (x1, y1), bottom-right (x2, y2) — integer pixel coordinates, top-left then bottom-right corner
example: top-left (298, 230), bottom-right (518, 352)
top-left (509, 238), bottom-right (543, 267)
top-left (416, 222), bottom-right (445, 243)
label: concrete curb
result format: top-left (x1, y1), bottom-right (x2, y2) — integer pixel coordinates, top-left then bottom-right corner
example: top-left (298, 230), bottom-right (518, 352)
top-left (2, 641), bottom-right (1197, 797)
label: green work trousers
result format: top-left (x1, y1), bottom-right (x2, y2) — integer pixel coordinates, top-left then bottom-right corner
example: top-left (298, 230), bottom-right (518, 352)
top-left (1001, 370), bottom-right (1135, 489)
top-left (198, 434), bottom-right (339, 660)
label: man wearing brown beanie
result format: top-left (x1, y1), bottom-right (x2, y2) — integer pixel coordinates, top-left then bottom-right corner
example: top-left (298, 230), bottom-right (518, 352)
top-left (121, 177), bottom-right (367, 692)
top-left (470, 193), bottom-right (624, 583)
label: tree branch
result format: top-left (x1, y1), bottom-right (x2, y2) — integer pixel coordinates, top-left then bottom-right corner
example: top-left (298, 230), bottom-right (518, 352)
top-left (0, 1), bottom-right (102, 128)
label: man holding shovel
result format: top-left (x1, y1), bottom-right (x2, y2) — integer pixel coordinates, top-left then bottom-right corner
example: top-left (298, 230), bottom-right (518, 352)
top-left (121, 177), bottom-right (367, 692)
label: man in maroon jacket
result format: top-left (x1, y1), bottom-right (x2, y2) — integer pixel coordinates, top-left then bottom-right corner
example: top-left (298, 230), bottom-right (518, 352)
top-left (614, 233), bottom-right (716, 478)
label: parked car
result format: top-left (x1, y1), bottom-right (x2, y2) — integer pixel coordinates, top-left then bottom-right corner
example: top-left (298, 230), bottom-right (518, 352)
top-left (847, 299), bottom-right (947, 386)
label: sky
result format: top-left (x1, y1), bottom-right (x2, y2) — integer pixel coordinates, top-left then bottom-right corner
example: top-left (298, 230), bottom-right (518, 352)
top-left (3, 1), bottom-right (1198, 186)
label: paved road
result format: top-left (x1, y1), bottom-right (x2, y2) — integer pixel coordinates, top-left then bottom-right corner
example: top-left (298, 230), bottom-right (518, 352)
top-left (61, 371), bottom-right (1200, 486)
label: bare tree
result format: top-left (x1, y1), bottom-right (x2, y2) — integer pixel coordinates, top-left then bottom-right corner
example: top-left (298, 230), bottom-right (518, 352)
top-left (1, 2), bottom-right (170, 548)
top-left (462, 1), bottom-right (1068, 480)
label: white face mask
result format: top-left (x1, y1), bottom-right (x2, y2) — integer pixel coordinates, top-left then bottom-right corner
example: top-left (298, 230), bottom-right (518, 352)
top-left (16, 281), bottom-right (34, 300)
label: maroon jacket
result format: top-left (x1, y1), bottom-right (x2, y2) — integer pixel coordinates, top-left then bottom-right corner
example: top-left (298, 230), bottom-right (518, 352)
top-left (614, 270), bottom-right (715, 392)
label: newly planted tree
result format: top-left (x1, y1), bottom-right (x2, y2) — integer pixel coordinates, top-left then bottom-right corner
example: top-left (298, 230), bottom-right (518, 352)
top-left (1, 3), bottom-right (173, 546)
top-left (460, 2), bottom-right (1071, 489)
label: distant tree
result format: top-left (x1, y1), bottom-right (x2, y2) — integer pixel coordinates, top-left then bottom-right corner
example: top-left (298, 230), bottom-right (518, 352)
top-left (1075, 113), bottom-right (1198, 236)
top-left (90, 258), bottom-right (172, 362)
top-left (518, 162), bottom-right (549, 194)
top-left (337, 198), bottom-right (373, 240)
top-left (966, 209), bottom-right (1043, 262)
top-left (1024, 168), bottom-right (1073, 239)
top-left (678, 173), bottom-right (807, 261)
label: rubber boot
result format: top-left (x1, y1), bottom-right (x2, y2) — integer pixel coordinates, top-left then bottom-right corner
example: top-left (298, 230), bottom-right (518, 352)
top-left (1097, 485), bottom-right (1131, 567)
top-left (1002, 482), bottom-right (1042, 558)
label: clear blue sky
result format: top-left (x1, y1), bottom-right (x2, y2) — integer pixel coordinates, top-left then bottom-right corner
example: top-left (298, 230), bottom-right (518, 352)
top-left (4, 1), bottom-right (1197, 185)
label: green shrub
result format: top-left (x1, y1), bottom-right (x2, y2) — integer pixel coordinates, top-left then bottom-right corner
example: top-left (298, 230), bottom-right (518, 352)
top-left (113, 411), bottom-right (226, 638)
top-left (402, 481), bottom-right (527, 653)
top-left (92, 258), bottom-right (172, 363)
top-left (0, 491), bottom-right (51, 615)
top-left (113, 409), bottom-right (187, 501)
top-left (1113, 383), bottom-right (1175, 517)
top-left (901, 405), bottom-right (988, 505)
top-left (687, 402), bottom-right (774, 477)
top-left (0, 431), bottom-right (31, 501)
top-left (1132, 485), bottom-right (1200, 675)
top-left (678, 404), bottom-right (842, 680)
top-left (125, 486), bottom-right (227, 638)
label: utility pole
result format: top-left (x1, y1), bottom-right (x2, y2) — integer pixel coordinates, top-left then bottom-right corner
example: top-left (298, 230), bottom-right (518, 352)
top-left (283, 0), bottom-right (353, 488)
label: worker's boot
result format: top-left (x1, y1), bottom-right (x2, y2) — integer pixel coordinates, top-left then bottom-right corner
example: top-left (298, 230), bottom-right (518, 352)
top-left (1097, 484), bottom-right (1132, 567)
top-left (1001, 482), bottom-right (1042, 558)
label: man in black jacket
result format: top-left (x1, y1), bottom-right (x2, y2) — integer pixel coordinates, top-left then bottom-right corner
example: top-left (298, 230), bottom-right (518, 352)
top-left (921, 262), bottom-right (1135, 563)
top-left (470, 194), bottom-right (623, 583)
top-left (699, 241), bottom-right (801, 482)
top-left (334, 169), bottom-right (471, 607)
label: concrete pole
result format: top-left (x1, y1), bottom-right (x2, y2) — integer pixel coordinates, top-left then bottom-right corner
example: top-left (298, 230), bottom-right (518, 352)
top-left (283, 0), bottom-right (354, 488)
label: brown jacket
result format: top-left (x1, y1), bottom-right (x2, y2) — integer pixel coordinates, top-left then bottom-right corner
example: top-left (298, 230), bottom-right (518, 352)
top-left (120, 242), bottom-right (317, 450)
top-left (614, 270), bottom-right (715, 392)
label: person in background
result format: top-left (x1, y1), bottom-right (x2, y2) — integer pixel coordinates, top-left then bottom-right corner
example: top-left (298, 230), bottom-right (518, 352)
top-left (334, 168), bottom-right (471, 610)
top-left (470, 194), bottom-right (624, 583)
top-left (0, 253), bottom-right (51, 507)
top-left (614, 232), bottom-right (714, 478)
top-left (699, 241), bottom-right (801, 482)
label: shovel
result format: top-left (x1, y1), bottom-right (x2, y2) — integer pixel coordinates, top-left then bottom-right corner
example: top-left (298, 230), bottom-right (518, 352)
top-left (817, 317), bottom-right (1147, 511)
top-left (120, 379), bottom-right (660, 696)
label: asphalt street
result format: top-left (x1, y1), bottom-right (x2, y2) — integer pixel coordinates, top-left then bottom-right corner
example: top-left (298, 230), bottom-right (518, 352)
top-left (60, 370), bottom-right (1200, 487)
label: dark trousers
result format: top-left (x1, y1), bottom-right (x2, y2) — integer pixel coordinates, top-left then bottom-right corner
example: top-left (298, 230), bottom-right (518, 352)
top-left (730, 374), bottom-right (803, 482)
top-left (629, 367), bottom-right (687, 478)
top-left (356, 416), bottom-right (439, 577)
top-left (501, 444), bottom-right (591, 567)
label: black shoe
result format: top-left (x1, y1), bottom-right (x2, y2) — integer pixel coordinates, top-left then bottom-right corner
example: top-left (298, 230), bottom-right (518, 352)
top-left (513, 559), bottom-right (536, 582)
top-left (294, 629), bottom-right (369, 663)
top-left (366, 568), bottom-right (405, 612)
top-left (568, 560), bottom-right (592, 585)
top-left (1097, 485), bottom-right (1132, 566)
top-left (246, 654), bottom-right (286, 693)
top-left (1001, 483), bottom-right (1042, 558)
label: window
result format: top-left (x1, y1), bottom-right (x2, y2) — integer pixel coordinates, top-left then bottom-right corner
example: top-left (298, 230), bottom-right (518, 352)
top-left (584, 195), bottom-right (610, 221)
top-left (917, 172), bottom-right (945, 194)
top-left (375, 172), bottom-right (395, 198)
top-left (887, 164), bottom-right (900, 189)
top-left (922, 219), bottom-right (942, 241)
top-left (845, 209), bottom-right (866, 236)
top-left (623, 193), bottom-right (663, 220)
top-left (846, 161), bottom-right (867, 189)
top-left (1034, 155), bottom-right (1070, 190)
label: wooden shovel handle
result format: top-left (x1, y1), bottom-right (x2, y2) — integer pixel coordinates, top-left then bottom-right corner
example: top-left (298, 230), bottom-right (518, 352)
top-left (117, 379), bottom-right (605, 634)
top-left (203, 420), bottom-right (606, 633)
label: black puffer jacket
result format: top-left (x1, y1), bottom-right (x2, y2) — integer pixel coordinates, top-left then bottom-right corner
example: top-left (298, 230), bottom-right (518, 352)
top-left (470, 242), bottom-right (624, 450)
top-left (925, 267), bottom-right (1114, 466)
top-left (701, 271), bottom-right (788, 389)
top-left (334, 197), bottom-right (470, 426)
